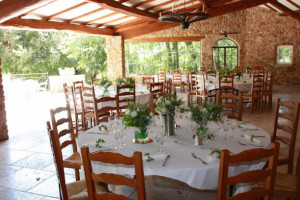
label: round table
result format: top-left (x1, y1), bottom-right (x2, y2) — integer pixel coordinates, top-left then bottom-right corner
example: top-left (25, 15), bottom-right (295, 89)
top-left (77, 119), bottom-right (270, 190)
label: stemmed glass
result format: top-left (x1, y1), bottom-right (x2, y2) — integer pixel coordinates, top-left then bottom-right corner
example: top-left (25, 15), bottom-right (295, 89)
top-left (113, 127), bottom-right (123, 149)
top-left (209, 131), bottom-right (216, 150)
top-left (158, 133), bottom-right (166, 153)
top-left (108, 116), bottom-right (115, 134)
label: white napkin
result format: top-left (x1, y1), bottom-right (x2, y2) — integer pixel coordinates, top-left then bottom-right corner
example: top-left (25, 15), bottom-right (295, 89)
top-left (143, 153), bottom-right (166, 162)
top-left (244, 134), bottom-right (261, 144)
top-left (207, 153), bottom-right (219, 162)
top-left (239, 123), bottom-right (258, 130)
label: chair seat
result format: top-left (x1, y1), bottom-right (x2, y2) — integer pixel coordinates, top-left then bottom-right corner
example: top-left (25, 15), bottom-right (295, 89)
top-left (67, 180), bottom-right (108, 200)
top-left (274, 173), bottom-right (297, 192)
top-left (63, 152), bottom-right (83, 169)
top-left (85, 112), bottom-right (95, 119)
top-left (243, 94), bottom-right (262, 99)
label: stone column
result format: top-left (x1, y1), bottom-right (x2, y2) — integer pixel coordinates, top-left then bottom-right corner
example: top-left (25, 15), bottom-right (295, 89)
top-left (106, 36), bottom-right (125, 83)
top-left (0, 67), bottom-right (9, 141)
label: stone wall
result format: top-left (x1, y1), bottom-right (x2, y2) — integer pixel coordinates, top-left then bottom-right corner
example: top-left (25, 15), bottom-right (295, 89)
top-left (0, 67), bottom-right (8, 141)
top-left (123, 7), bottom-right (300, 86)
top-left (106, 36), bottom-right (125, 83)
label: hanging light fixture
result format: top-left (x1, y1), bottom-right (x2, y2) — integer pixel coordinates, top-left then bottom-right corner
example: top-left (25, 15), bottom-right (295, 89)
top-left (159, 0), bottom-right (210, 29)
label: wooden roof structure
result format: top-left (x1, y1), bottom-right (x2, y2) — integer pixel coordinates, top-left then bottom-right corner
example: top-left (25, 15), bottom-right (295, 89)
top-left (0, 0), bottom-right (299, 39)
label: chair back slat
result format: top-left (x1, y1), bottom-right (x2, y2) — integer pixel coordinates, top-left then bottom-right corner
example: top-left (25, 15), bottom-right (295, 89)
top-left (142, 77), bottom-right (154, 86)
top-left (217, 92), bottom-right (243, 121)
top-left (92, 173), bottom-right (136, 187)
top-left (251, 73), bottom-right (264, 95)
top-left (73, 80), bottom-right (83, 89)
top-left (60, 140), bottom-right (73, 150)
top-left (93, 95), bottom-right (118, 125)
top-left (116, 84), bottom-right (135, 116)
top-left (206, 70), bottom-right (216, 79)
top-left (157, 69), bottom-right (166, 83)
top-left (81, 147), bottom-right (146, 200)
top-left (272, 98), bottom-right (300, 173)
top-left (217, 143), bottom-right (279, 200)
top-left (219, 75), bottom-right (234, 95)
top-left (58, 129), bottom-right (72, 138)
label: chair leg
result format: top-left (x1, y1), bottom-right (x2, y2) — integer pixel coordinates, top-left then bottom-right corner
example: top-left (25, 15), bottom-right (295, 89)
top-left (250, 98), bottom-right (253, 114)
top-left (75, 169), bottom-right (80, 181)
top-left (260, 98), bottom-right (263, 112)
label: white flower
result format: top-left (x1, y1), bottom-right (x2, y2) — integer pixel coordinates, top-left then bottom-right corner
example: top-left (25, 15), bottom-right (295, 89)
top-left (125, 110), bottom-right (131, 115)
top-left (150, 112), bottom-right (154, 117)
top-left (201, 108), bottom-right (208, 113)
top-left (161, 107), bottom-right (167, 114)
top-left (187, 111), bottom-right (193, 119)
top-left (137, 108), bottom-right (140, 112)
top-left (131, 111), bottom-right (138, 117)
top-left (165, 100), bottom-right (171, 105)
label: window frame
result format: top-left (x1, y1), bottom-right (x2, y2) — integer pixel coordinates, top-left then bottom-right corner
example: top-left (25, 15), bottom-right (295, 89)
top-left (212, 39), bottom-right (239, 69)
top-left (276, 45), bottom-right (293, 65)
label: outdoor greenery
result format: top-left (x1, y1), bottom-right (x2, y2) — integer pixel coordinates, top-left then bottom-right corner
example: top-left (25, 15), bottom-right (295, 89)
top-left (212, 39), bottom-right (238, 69)
top-left (277, 45), bottom-right (293, 64)
top-left (0, 29), bottom-right (107, 82)
top-left (125, 41), bottom-right (201, 75)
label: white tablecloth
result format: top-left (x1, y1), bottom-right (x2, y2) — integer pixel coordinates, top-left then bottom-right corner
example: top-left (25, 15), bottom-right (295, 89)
top-left (77, 119), bottom-right (270, 190)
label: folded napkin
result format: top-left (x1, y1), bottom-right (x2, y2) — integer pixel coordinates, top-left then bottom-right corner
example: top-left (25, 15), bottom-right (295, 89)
top-left (83, 142), bottom-right (113, 151)
top-left (207, 149), bottom-right (220, 162)
top-left (239, 123), bottom-right (258, 130)
top-left (244, 134), bottom-right (261, 144)
top-left (143, 153), bottom-right (166, 162)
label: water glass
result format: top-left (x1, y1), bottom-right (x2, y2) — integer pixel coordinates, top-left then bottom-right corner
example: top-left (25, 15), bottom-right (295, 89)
top-left (113, 128), bottom-right (122, 149)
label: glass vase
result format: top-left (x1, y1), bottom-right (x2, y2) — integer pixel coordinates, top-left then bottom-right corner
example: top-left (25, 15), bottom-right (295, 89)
top-left (103, 88), bottom-right (109, 93)
top-left (162, 114), bottom-right (174, 136)
top-left (134, 127), bottom-right (148, 144)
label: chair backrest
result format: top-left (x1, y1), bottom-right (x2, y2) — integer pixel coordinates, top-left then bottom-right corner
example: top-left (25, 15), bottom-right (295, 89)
top-left (116, 84), bottom-right (136, 113)
top-left (217, 142), bottom-right (279, 200)
top-left (91, 79), bottom-right (100, 86)
top-left (295, 151), bottom-right (300, 198)
top-left (272, 98), bottom-right (300, 174)
top-left (149, 82), bottom-right (164, 112)
top-left (200, 66), bottom-right (206, 74)
top-left (63, 83), bottom-right (75, 110)
top-left (164, 78), bottom-right (172, 94)
top-left (190, 72), bottom-right (197, 88)
top-left (206, 70), bottom-right (216, 79)
top-left (81, 147), bottom-right (146, 200)
top-left (93, 96), bottom-right (118, 125)
top-left (219, 74), bottom-right (234, 95)
top-left (251, 72), bottom-right (264, 96)
top-left (217, 92), bottom-right (243, 121)
top-left (82, 85), bottom-right (95, 114)
top-left (172, 69), bottom-right (182, 83)
top-left (264, 72), bottom-right (273, 93)
top-left (73, 80), bottom-right (83, 89)
top-left (142, 77), bottom-right (154, 86)
top-left (157, 69), bottom-right (166, 83)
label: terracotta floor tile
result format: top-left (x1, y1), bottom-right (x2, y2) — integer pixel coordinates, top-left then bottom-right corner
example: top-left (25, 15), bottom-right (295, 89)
top-left (0, 168), bottom-right (55, 191)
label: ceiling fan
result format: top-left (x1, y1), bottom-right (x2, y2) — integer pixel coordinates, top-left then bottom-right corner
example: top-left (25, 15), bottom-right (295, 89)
top-left (218, 31), bottom-right (238, 37)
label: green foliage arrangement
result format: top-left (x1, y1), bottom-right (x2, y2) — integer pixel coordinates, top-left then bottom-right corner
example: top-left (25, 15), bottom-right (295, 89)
top-left (99, 77), bottom-right (112, 89)
top-left (188, 99), bottom-right (223, 134)
top-left (246, 65), bottom-right (253, 73)
top-left (155, 94), bottom-right (184, 116)
top-left (218, 67), bottom-right (232, 76)
top-left (115, 77), bottom-right (135, 85)
top-left (122, 102), bottom-right (152, 133)
top-left (236, 70), bottom-right (242, 77)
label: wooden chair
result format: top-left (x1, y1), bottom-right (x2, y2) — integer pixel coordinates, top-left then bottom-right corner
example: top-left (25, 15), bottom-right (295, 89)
top-left (217, 142), bottom-right (279, 200)
top-left (49, 104), bottom-right (83, 181)
top-left (262, 72), bottom-right (273, 110)
top-left (164, 78), bottom-right (172, 94)
top-left (200, 66), bottom-right (206, 74)
top-left (149, 82), bottom-right (164, 113)
top-left (47, 126), bottom-right (107, 200)
top-left (272, 150), bottom-right (300, 199)
top-left (73, 80), bottom-right (83, 89)
top-left (201, 74), bottom-right (216, 102)
top-left (81, 147), bottom-right (146, 200)
top-left (93, 96), bottom-right (118, 125)
top-left (142, 77), bottom-right (154, 86)
top-left (187, 73), bottom-right (201, 105)
top-left (91, 79), bottom-right (100, 85)
top-left (82, 85), bottom-right (96, 129)
top-left (205, 70), bottom-right (216, 79)
top-left (157, 69), bottom-right (166, 83)
top-left (243, 72), bottom-right (264, 114)
top-left (217, 92), bottom-right (243, 121)
top-left (116, 84), bottom-right (135, 116)
top-left (172, 69), bottom-right (185, 93)
top-left (216, 66), bottom-right (222, 71)
top-left (219, 74), bottom-right (234, 95)
top-left (271, 98), bottom-right (300, 174)
top-left (73, 86), bottom-right (86, 133)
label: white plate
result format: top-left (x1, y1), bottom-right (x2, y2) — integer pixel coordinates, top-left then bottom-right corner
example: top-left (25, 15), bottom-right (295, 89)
top-left (239, 123), bottom-right (259, 130)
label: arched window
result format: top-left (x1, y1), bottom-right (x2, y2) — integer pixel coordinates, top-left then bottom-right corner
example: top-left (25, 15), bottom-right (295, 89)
top-left (212, 39), bottom-right (238, 69)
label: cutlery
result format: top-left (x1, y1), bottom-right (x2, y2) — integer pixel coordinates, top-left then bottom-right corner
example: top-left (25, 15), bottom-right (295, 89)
top-left (191, 153), bottom-right (207, 165)
top-left (238, 140), bottom-right (264, 147)
top-left (162, 155), bottom-right (170, 167)
top-left (240, 135), bottom-right (265, 138)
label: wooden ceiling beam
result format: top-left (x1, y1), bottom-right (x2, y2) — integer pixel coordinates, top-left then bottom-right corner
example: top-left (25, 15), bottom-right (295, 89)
top-left (125, 36), bottom-right (205, 42)
top-left (0, 0), bottom-right (53, 23)
top-left (198, 0), bottom-right (209, 9)
top-left (1, 18), bottom-right (114, 36)
top-left (158, 0), bottom-right (200, 13)
top-left (21, 0), bottom-right (57, 17)
top-left (97, 15), bottom-right (131, 27)
top-left (208, 0), bottom-right (276, 17)
top-left (67, 7), bottom-right (106, 23)
top-left (264, 4), bottom-right (278, 12)
top-left (84, 11), bottom-right (119, 25)
top-left (132, 0), bottom-right (157, 8)
top-left (114, 21), bottom-right (154, 32)
top-left (210, 0), bottom-right (234, 8)
top-left (44, 2), bottom-right (89, 20)
top-left (145, 0), bottom-right (178, 11)
top-left (119, 21), bottom-right (178, 39)
top-left (113, 18), bottom-right (142, 28)
top-left (270, 1), bottom-right (300, 22)
top-left (286, 0), bottom-right (300, 10)
top-left (87, 0), bottom-right (158, 21)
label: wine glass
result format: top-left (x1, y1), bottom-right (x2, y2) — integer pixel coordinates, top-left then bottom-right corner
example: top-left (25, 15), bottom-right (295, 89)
top-left (120, 127), bottom-right (127, 148)
top-left (108, 116), bottom-right (115, 134)
top-left (158, 133), bottom-right (166, 153)
top-left (113, 128), bottom-right (122, 149)
top-left (154, 132), bottom-right (162, 152)
top-left (209, 131), bottom-right (216, 150)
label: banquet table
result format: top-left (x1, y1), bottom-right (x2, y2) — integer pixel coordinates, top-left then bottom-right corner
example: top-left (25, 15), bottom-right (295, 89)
top-left (77, 118), bottom-right (270, 190)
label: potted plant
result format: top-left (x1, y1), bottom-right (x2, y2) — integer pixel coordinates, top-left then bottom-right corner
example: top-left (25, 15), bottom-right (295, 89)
top-left (99, 77), bottom-right (112, 93)
top-left (155, 94), bottom-right (183, 136)
top-left (246, 65), bottom-right (252, 74)
top-left (122, 102), bottom-right (152, 143)
top-left (236, 70), bottom-right (242, 80)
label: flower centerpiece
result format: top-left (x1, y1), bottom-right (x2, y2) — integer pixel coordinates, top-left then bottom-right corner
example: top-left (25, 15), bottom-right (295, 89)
top-left (99, 77), bottom-right (112, 93)
top-left (236, 70), bottom-right (242, 80)
top-left (122, 102), bottom-right (152, 143)
top-left (246, 65), bottom-right (252, 74)
top-left (115, 77), bottom-right (135, 91)
top-left (155, 94), bottom-right (184, 136)
top-left (189, 99), bottom-right (222, 137)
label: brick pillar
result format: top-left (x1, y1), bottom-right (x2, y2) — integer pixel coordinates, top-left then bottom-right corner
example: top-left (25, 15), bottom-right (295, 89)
top-left (0, 67), bottom-right (9, 141)
top-left (106, 36), bottom-right (125, 83)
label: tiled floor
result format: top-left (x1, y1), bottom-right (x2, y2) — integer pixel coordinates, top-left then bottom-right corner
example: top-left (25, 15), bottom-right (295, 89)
top-left (0, 86), bottom-right (299, 200)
